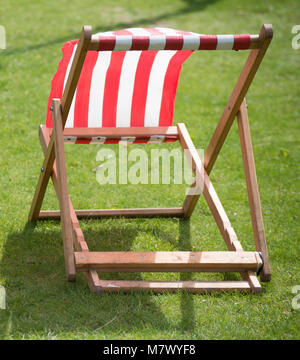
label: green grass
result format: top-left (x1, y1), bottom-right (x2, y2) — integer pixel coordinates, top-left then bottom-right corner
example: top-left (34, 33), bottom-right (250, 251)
top-left (0, 0), bottom-right (299, 339)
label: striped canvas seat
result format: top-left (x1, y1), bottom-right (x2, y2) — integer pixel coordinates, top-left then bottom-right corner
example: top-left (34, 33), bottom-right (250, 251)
top-left (46, 27), bottom-right (252, 144)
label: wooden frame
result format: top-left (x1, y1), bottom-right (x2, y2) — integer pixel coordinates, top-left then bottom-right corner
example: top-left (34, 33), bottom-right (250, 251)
top-left (28, 24), bottom-right (273, 294)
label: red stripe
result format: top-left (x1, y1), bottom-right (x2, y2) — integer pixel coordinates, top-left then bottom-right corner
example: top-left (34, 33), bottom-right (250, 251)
top-left (98, 36), bottom-right (116, 51)
top-left (134, 136), bottom-right (178, 143)
top-left (165, 36), bottom-right (183, 50)
top-left (75, 138), bottom-right (91, 144)
top-left (133, 136), bottom-right (150, 143)
top-left (131, 36), bottom-right (149, 50)
top-left (73, 51), bottom-right (98, 127)
top-left (233, 34), bottom-right (251, 50)
top-left (159, 51), bottom-right (192, 126)
top-left (163, 136), bottom-right (178, 143)
top-left (113, 29), bottom-right (132, 35)
top-left (129, 29), bottom-right (150, 49)
top-left (46, 41), bottom-right (77, 127)
top-left (102, 51), bottom-right (126, 127)
top-left (104, 137), bottom-right (121, 144)
top-left (130, 51), bottom-right (158, 127)
top-left (199, 35), bottom-right (217, 50)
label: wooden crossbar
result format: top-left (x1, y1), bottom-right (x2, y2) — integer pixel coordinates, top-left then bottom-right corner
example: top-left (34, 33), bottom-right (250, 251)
top-left (45, 126), bottom-right (179, 138)
top-left (38, 207), bottom-right (184, 219)
top-left (75, 251), bottom-right (263, 273)
top-left (85, 279), bottom-right (253, 293)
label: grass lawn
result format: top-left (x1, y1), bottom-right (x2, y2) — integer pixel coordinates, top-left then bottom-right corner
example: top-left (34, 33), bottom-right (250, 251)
top-left (0, 0), bottom-right (299, 339)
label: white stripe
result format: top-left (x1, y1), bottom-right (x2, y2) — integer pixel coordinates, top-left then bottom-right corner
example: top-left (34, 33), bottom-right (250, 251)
top-left (182, 35), bottom-right (200, 50)
top-left (190, 31), bottom-right (204, 36)
top-left (149, 35), bottom-right (166, 50)
top-left (120, 136), bottom-right (136, 143)
top-left (88, 52), bottom-right (112, 128)
top-left (63, 44), bottom-right (77, 92)
top-left (63, 45), bottom-right (77, 128)
top-left (64, 136), bottom-right (77, 143)
top-left (126, 28), bottom-right (150, 36)
top-left (176, 30), bottom-right (193, 35)
top-left (90, 136), bottom-right (106, 144)
top-left (149, 135), bottom-right (166, 142)
top-left (155, 27), bottom-right (178, 35)
top-left (144, 51), bottom-right (176, 127)
top-left (65, 89), bottom-right (76, 128)
top-left (116, 51), bottom-right (141, 127)
top-left (114, 35), bottom-right (132, 51)
top-left (216, 35), bottom-right (234, 50)
top-left (93, 31), bottom-right (114, 36)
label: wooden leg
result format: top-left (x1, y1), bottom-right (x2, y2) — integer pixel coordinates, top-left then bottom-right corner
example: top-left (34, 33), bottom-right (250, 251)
top-left (39, 125), bottom-right (101, 292)
top-left (181, 25), bottom-right (273, 219)
top-left (28, 26), bottom-right (91, 222)
top-left (28, 137), bottom-right (55, 221)
top-left (203, 178), bottom-right (261, 292)
top-left (204, 24), bottom-right (273, 175)
top-left (178, 123), bottom-right (262, 293)
top-left (52, 99), bottom-right (76, 282)
top-left (237, 99), bottom-right (271, 282)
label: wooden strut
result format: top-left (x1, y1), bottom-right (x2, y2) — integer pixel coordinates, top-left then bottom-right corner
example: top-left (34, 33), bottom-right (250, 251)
top-left (28, 24), bottom-right (272, 294)
top-left (237, 99), bottom-right (271, 281)
top-left (52, 99), bottom-right (76, 281)
top-left (28, 26), bottom-right (92, 222)
top-left (183, 24), bottom-right (273, 217)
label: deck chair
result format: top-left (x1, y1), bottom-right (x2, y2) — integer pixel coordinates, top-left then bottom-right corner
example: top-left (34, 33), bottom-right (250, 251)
top-left (28, 24), bottom-right (273, 294)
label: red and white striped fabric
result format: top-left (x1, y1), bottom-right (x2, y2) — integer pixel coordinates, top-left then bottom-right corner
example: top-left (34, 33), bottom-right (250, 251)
top-left (94, 28), bottom-right (251, 52)
top-left (46, 27), bottom-right (251, 144)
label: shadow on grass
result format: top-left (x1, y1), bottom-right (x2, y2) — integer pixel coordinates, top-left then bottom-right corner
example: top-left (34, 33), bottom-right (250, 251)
top-left (0, 217), bottom-right (197, 338)
top-left (4, 0), bottom-right (219, 56)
